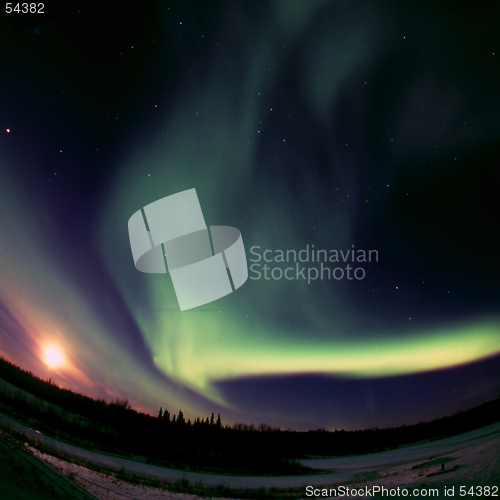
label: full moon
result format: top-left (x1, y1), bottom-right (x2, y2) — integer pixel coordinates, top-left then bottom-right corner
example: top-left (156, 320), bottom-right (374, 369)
top-left (44, 347), bottom-right (63, 368)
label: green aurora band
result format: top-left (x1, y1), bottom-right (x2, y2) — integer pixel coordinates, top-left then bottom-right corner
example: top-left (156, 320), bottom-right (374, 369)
top-left (0, 0), bottom-right (498, 428)
top-left (98, 0), bottom-right (500, 413)
top-left (98, 62), bottom-right (500, 410)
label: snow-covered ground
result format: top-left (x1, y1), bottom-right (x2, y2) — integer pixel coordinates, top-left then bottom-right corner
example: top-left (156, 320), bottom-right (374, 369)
top-left (1, 409), bottom-right (499, 498)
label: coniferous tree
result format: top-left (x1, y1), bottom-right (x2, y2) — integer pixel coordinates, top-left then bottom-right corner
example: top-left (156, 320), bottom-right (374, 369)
top-left (177, 409), bottom-right (185, 425)
top-left (158, 407), bottom-right (163, 420)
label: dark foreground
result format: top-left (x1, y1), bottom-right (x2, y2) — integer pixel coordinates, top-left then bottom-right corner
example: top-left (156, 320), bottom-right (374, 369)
top-left (0, 431), bottom-right (97, 500)
top-left (2, 409), bottom-right (500, 499)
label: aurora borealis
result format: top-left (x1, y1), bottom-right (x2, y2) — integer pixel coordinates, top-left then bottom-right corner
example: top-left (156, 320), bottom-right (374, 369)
top-left (0, 0), bottom-right (499, 431)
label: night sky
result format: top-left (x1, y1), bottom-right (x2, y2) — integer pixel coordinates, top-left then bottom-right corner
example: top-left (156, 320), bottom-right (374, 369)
top-left (0, 0), bottom-right (499, 431)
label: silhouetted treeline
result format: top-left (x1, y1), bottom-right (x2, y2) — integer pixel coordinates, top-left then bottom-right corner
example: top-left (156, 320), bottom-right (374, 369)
top-left (1, 357), bottom-right (500, 472)
top-left (0, 358), bottom-right (309, 474)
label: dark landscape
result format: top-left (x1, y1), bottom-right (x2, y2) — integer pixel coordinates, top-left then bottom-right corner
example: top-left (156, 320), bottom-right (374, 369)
top-left (1, 357), bottom-right (500, 498)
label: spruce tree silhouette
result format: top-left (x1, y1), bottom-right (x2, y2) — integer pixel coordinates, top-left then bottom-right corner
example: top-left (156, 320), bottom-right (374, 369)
top-left (163, 408), bottom-right (170, 423)
top-left (177, 410), bottom-right (185, 425)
